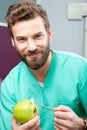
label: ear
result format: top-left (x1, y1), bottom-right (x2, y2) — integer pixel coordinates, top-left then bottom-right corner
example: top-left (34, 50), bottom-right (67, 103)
top-left (48, 28), bottom-right (52, 40)
top-left (11, 38), bottom-right (15, 47)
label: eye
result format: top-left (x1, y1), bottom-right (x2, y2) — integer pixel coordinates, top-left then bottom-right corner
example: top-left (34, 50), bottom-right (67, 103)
top-left (16, 37), bottom-right (26, 43)
top-left (34, 34), bottom-right (43, 40)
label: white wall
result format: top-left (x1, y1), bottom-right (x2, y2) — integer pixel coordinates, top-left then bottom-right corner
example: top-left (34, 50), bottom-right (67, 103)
top-left (37, 0), bottom-right (87, 56)
top-left (1, 0), bottom-right (87, 56)
top-left (0, 0), bottom-right (36, 24)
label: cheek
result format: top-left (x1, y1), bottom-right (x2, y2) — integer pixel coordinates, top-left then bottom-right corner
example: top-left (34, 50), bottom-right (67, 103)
top-left (37, 39), bottom-right (48, 48)
top-left (15, 44), bottom-right (26, 52)
top-left (42, 38), bottom-right (49, 48)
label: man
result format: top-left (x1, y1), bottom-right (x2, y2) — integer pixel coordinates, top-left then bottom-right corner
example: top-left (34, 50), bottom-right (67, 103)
top-left (0, 0), bottom-right (87, 130)
top-left (0, 78), bottom-right (2, 84)
top-left (0, 78), bottom-right (2, 89)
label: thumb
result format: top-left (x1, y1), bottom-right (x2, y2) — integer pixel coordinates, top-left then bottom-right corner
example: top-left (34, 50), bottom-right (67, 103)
top-left (12, 115), bottom-right (19, 129)
top-left (54, 105), bottom-right (72, 112)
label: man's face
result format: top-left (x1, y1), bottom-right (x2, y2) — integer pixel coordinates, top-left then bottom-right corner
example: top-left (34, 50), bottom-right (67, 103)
top-left (11, 16), bottom-right (52, 70)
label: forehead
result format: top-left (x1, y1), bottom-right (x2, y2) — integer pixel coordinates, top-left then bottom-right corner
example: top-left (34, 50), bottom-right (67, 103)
top-left (12, 16), bottom-right (46, 37)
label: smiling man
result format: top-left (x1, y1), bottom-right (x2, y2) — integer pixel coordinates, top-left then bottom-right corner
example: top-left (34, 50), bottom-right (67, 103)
top-left (1, 0), bottom-right (87, 130)
top-left (11, 16), bottom-right (52, 71)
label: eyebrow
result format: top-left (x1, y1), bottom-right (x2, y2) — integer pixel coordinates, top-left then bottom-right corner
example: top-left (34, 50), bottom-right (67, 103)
top-left (33, 31), bottom-right (44, 35)
top-left (16, 36), bottom-right (26, 40)
top-left (16, 31), bottom-right (44, 39)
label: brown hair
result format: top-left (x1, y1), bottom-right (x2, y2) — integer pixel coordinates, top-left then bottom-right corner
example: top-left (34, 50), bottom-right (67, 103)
top-left (6, 0), bottom-right (50, 37)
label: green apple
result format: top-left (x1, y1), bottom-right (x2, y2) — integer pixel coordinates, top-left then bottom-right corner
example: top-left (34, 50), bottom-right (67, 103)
top-left (13, 100), bottom-right (38, 123)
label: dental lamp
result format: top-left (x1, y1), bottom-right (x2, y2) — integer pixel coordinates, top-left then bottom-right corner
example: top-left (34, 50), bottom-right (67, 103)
top-left (67, 3), bottom-right (87, 58)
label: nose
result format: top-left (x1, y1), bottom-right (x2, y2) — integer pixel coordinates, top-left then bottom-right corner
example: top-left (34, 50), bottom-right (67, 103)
top-left (27, 39), bottom-right (37, 51)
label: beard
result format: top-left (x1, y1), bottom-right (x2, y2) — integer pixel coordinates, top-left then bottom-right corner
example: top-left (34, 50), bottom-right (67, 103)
top-left (16, 40), bottom-right (50, 70)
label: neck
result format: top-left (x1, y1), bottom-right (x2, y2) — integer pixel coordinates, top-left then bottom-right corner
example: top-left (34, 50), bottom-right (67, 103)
top-left (30, 50), bottom-right (52, 82)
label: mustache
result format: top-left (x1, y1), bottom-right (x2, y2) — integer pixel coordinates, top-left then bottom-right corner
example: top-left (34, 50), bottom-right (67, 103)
top-left (24, 49), bottom-right (41, 56)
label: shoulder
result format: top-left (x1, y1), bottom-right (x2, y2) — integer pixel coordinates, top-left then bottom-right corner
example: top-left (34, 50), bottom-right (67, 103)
top-left (53, 50), bottom-right (87, 64)
top-left (1, 61), bottom-right (28, 92)
top-left (2, 61), bottom-right (27, 83)
top-left (52, 50), bottom-right (87, 76)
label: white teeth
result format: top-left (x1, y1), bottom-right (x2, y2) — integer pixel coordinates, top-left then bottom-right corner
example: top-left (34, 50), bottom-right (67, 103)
top-left (30, 98), bottom-right (35, 105)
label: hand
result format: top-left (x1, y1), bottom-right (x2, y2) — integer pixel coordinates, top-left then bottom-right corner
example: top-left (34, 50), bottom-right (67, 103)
top-left (12, 115), bottom-right (41, 130)
top-left (54, 105), bottom-right (84, 130)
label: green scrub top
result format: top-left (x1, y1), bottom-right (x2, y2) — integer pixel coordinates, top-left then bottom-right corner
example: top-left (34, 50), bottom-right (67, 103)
top-left (1, 50), bottom-right (87, 130)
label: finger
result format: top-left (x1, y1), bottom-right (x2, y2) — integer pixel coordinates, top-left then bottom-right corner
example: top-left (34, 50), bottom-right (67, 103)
top-left (36, 128), bottom-right (41, 130)
top-left (54, 126), bottom-right (61, 130)
top-left (30, 124), bottom-right (40, 130)
top-left (55, 118), bottom-right (69, 130)
top-left (35, 128), bottom-right (41, 130)
top-left (20, 115), bottom-right (40, 130)
top-left (54, 110), bottom-right (74, 121)
top-left (54, 117), bottom-right (70, 128)
top-left (12, 116), bottom-right (19, 130)
top-left (54, 105), bottom-right (72, 112)
top-left (30, 118), bottom-right (41, 130)
top-left (55, 123), bottom-right (68, 130)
